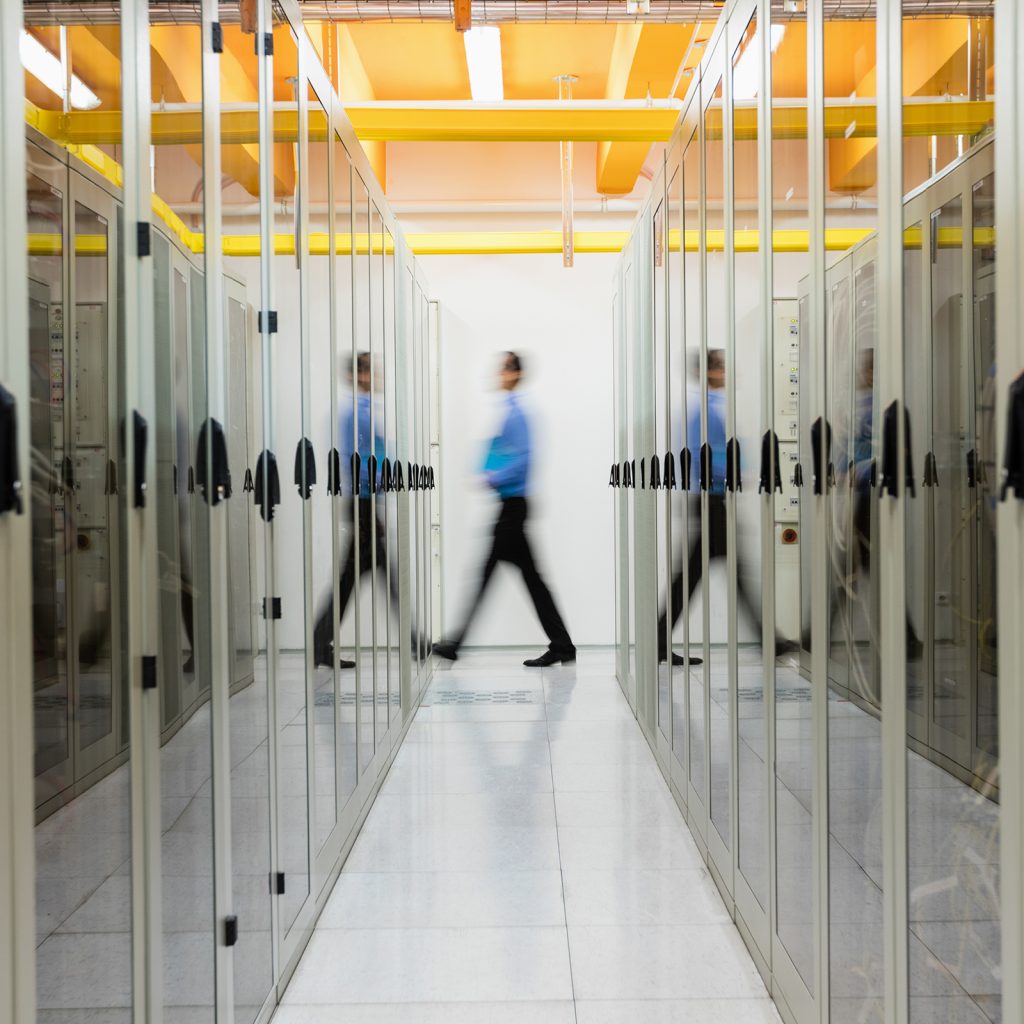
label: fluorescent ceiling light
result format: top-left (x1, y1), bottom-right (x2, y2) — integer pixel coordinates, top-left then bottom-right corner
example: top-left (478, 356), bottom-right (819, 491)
top-left (464, 27), bottom-right (503, 102)
top-left (732, 25), bottom-right (785, 101)
top-left (20, 31), bottom-right (101, 110)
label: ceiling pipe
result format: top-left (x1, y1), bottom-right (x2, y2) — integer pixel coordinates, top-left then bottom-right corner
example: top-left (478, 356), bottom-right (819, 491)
top-left (22, 0), bottom-right (993, 23)
top-left (166, 197), bottom-right (873, 218)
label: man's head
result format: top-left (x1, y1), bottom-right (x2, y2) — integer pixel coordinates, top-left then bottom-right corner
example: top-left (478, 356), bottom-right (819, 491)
top-left (499, 351), bottom-right (523, 391)
top-left (707, 348), bottom-right (726, 390)
top-left (356, 351), bottom-right (372, 393)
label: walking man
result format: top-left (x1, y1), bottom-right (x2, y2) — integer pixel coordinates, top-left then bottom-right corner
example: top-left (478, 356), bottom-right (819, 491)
top-left (312, 351), bottom-right (397, 669)
top-left (433, 352), bottom-right (576, 667)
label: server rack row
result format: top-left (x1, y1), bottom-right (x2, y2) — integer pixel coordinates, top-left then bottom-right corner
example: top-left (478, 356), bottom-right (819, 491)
top-left (610, 2), bottom-right (1023, 1023)
top-left (0, 2), bottom-right (437, 1022)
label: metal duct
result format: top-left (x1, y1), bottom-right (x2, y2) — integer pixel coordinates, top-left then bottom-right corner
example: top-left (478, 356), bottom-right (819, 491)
top-left (24, 0), bottom-right (994, 26)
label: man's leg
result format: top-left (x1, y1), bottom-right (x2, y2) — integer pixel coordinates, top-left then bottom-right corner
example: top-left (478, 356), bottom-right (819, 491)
top-left (313, 506), bottom-right (361, 666)
top-left (657, 561), bottom-right (685, 659)
top-left (503, 500), bottom-right (574, 658)
top-left (433, 508), bottom-right (502, 659)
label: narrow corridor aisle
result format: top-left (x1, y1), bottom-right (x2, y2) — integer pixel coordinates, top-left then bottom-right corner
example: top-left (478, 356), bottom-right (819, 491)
top-left (273, 650), bottom-right (781, 1023)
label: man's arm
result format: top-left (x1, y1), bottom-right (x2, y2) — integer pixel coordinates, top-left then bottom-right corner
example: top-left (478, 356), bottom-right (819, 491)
top-left (485, 407), bottom-right (530, 489)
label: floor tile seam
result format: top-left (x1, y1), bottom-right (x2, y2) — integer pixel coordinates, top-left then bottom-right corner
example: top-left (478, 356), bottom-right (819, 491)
top-left (279, 996), bottom-right (578, 1007)
top-left (546, 711), bottom-right (580, 1024)
top-left (307, 923), bottom-right (572, 933)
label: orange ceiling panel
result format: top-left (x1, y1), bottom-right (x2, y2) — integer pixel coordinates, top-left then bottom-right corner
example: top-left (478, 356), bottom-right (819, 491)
top-left (346, 24), bottom-right (471, 100)
top-left (501, 25), bottom-right (618, 99)
top-left (69, 26), bottom-right (121, 110)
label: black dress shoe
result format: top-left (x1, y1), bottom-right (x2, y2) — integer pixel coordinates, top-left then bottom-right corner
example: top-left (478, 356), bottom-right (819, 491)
top-left (659, 651), bottom-right (702, 667)
top-left (432, 642), bottom-right (459, 661)
top-left (315, 651), bottom-right (356, 669)
top-left (523, 649), bottom-right (576, 667)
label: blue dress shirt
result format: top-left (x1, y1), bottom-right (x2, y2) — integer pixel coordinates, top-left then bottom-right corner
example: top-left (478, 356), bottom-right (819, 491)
top-left (483, 392), bottom-right (530, 499)
top-left (340, 392), bottom-right (384, 497)
top-left (687, 387), bottom-right (727, 495)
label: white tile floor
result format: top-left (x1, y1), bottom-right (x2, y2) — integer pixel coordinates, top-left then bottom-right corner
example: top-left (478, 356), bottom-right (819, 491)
top-left (273, 648), bottom-right (781, 1024)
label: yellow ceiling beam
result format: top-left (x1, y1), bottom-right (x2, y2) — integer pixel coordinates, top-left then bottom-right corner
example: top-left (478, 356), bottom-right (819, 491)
top-left (31, 227), bottom-right (894, 258)
top-left (828, 19), bottom-right (980, 193)
top-left (348, 105), bottom-right (681, 143)
top-left (29, 99), bottom-right (994, 148)
top-left (597, 24), bottom-right (695, 195)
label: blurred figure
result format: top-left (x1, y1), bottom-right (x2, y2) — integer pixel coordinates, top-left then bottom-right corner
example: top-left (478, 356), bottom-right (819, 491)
top-left (312, 351), bottom-right (397, 669)
top-left (433, 352), bottom-right (576, 667)
top-left (656, 348), bottom-right (761, 665)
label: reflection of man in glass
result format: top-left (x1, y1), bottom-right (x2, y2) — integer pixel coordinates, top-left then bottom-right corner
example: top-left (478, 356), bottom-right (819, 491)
top-left (433, 352), bottom-right (576, 667)
top-left (657, 348), bottom-right (760, 664)
top-left (849, 348), bottom-right (922, 658)
top-left (312, 351), bottom-right (396, 669)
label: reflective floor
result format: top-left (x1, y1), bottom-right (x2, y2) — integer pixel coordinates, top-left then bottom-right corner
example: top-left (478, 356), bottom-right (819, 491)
top-left (274, 648), bottom-right (780, 1023)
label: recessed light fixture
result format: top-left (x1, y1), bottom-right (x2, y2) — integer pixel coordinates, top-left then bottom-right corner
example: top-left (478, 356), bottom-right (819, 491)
top-left (20, 30), bottom-right (101, 110)
top-left (464, 27), bottom-right (503, 102)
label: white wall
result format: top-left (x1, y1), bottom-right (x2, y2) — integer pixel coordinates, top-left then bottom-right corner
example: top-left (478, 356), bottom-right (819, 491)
top-left (427, 252), bottom-right (617, 649)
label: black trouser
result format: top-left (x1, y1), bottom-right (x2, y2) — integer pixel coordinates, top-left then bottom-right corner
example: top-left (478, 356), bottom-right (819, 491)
top-left (313, 497), bottom-right (399, 661)
top-left (452, 496), bottom-right (574, 655)
top-left (658, 494), bottom-right (761, 651)
top-left (839, 487), bottom-right (921, 648)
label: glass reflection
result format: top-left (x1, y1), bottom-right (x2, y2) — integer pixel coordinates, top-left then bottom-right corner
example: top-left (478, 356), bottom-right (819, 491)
top-left (682, 130), bottom-right (705, 807)
top-left (732, 11), bottom-right (768, 910)
top-left (704, 72), bottom-right (731, 850)
top-left (771, 0), bottom-right (813, 987)
top-left (214, 16), bottom-right (275, 1018)
top-left (26, 6), bottom-right (131, 1015)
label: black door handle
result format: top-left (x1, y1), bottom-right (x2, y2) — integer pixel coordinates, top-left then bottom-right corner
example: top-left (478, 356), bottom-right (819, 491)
top-left (132, 410), bottom-right (148, 509)
top-left (726, 438), bottom-right (741, 493)
top-left (663, 450), bottom-right (677, 490)
top-left (428, 466), bottom-right (436, 490)
top-left (198, 418), bottom-right (232, 505)
top-left (760, 430), bottom-right (783, 494)
top-left (188, 465), bottom-right (195, 494)
top-left (381, 456), bottom-right (393, 493)
top-left (1000, 372), bottom-right (1024, 501)
top-left (254, 449), bottom-right (280, 522)
top-left (63, 454), bottom-right (75, 495)
top-left (966, 448), bottom-right (977, 489)
top-left (0, 383), bottom-right (23, 515)
top-left (810, 417), bottom-right (829, 496)
top-left (243, 467), bottom-right (254, 493)
top-left (650, 454), bottom-right (661, 490)
top-left (793, 463), bottom-right (804, 488)
top-left (106, 459), bottom-right (118, 496)
top-left (172, 463), bottom-right (178, 495)
top-left (394, 460), bottom-right (405, 492)
top-left (294, 437), bottom-right (316, 500)
top-left (351, 452), bottom-right (361, 496)
top-left (368, 454), bottom-right (378, 495)
top-left (923, 451), bottom-right (938, 487)
top-left (327, 448), bottom-right (341, 496)
top-left (609, 462), bottom-right (617, 488)
top-left (879, 401), bottom-right (915, 498)
top-left (699, 443), bottom-right (711, 492)
top-left (681, 448), bottom-right (692, 489)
